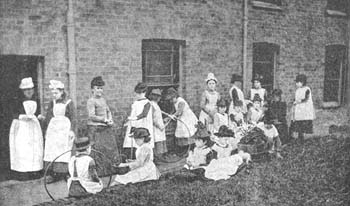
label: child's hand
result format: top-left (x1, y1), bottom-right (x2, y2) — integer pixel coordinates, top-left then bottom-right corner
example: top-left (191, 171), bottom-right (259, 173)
top-left (37, 114), bottom-right (45, 121)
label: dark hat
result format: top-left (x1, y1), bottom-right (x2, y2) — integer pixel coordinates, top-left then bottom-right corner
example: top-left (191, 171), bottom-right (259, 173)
top-left (216, 98), bottom-right (227, 108)
top-left (150, 88), bottom-right (162, 96)
top-left (130, 127), bottom-right (150, 139)
top-left (134, 82), bottom-right (148, 93)
top-left (193, 122), bottom-right (210, 140)
top-left (165, 87), bottom-right (178, 99)
top-left (214, 125), bottom-right (235, 137)
top-left (295, 74), bottom-right (307, 85)
top-left (252, 74), bottom-right (263, 83)
top-left (91, 76), bottom-right (105, 88)
top-left (252, 94), bottom-right (262, 102)
top-left (231, 74), bottom-right (243, 83)
top-left (263, 110), bottom-right (274, 124)
top-left (272, 89), bottom-right (282, 97)
top-left (74, 137), bottom-right (91, 151)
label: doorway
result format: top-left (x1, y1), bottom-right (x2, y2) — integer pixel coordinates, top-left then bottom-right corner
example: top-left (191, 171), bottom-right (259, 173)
top-left (0, 55), bottom-right (44, 181)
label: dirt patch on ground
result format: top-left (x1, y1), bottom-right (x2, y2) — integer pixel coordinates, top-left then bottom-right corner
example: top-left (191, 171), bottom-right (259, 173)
top-left (38, 134), bottom-right (350, 206)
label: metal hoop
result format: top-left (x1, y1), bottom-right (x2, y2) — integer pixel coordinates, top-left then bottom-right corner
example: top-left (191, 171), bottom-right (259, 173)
top-left (43, 149), bottom-right (113, 201)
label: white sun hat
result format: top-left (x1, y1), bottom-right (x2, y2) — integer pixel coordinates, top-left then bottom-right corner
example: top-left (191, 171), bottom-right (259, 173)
top-left (49, 80), bottom-right (64, 89)
top-left (19, 77), bottom-right (34, 89)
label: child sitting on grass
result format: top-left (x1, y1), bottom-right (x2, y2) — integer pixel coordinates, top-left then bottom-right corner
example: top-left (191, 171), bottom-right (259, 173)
top-left (112, 127), bottom-right (160, 186)
top-left (212, 125), bottom-right (236, 158)
top-left (213, 98), bottom-right (229, 133)
top-left (229, 100), bottom-right (245, 130)
top-left (67, 137), bottom-right (103, 198)
top-left (247, 94), bottom-right (264, 125)
top-left (257, 111), bottom-right (283, 159)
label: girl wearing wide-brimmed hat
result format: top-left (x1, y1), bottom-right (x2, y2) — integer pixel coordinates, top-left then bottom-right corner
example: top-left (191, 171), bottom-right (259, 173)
top-left (9, 77), bottom-right (43, 180)
top-left (43, 80), bottom-right (76, 183)
top-left (67, 137), bottom-right (103, 197)
top-left (290, 74), bottom-right (315, 142)
top-left (149, 88), bottom-right (168, 157)
top-left (87, 76), bottom-right (119, 176)
top-left (199, 73), bottom-right (221, 133)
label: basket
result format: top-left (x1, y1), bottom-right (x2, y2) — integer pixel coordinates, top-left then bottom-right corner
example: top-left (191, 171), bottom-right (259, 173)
top-left (237, 142), bottom-right (268, 155)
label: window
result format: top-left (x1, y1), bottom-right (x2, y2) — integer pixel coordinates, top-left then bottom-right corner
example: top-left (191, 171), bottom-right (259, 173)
top-left (142, 39), bottom-right (185, 113)
top-left (326, 0), bottom-right (348, 16)
top-left (251, 0), bottom-right (282, 10)
top-left (323, 45), bottom-right (347, 107)
top-left (252, 42), bottom-right (280, 93)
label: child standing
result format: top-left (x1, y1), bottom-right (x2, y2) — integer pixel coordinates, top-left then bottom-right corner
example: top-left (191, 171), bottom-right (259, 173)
top-left (112, 128), bottom-right (160, 185)
top-left (213, 98), bottom-right (229, 133)
top-left (166, 88), bottom-right (198, 151)
top-left (247, 94), bottom-right (264, 125)
top-left (257, 112), bottom-right (283, 159)
top-left (291, 74), bottom-right (315, 142)
top-left (149, 88), bottom-right (168, 158)
top-left (249, 74), bottom-right (267, 105)
top-left (228, 74), bottom-right (246, 127)
top-left (87, 76), bottom-right (119, 176)
top-left (199, 73), bottom-right (220, 132)
top-left (67, 137), bottom-right (103, 197)
top-left (269, 89), bottom-right (289, 145)
top-left (123, 83), bottom-right (154, 159)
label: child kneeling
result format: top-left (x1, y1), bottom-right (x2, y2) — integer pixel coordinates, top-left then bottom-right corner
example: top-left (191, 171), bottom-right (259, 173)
top-left (112, 128), bottom-right (160, 186)
top-left (67, 137), bottom-right (103, 198)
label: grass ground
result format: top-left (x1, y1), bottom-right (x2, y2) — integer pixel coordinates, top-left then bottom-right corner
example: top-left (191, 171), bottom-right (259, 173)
top-left (39, 133), bottom-right (350, 206)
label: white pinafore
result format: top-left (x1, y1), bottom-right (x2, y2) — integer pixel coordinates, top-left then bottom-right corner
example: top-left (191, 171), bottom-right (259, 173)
top-left (199, 90), bottom-right (220, 132)
top-left (9, 100), bottom-right (43, 172)
top-left (293, 86), bottom-right (315, 121)
top-left (44, 99), bottom-right (74, 163)
top-left (250, 88), bottom-right (266, 104)
top-left (228, 85), bottom-right (246, 115)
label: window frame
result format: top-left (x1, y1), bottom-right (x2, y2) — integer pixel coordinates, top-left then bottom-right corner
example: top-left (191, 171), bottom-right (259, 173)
top-left (326, 0), bottom-right (348, 17)
top-left (251, 0), bottom-right (282, 11)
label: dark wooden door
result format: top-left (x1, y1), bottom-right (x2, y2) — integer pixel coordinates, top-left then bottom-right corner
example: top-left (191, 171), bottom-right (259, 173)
top-left (0, 55), bottom-right (41, 178)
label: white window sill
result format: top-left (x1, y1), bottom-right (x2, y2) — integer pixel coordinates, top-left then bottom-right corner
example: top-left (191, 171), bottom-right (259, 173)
top-left (322, 101), bottom-right (341, 108)
top-left (251, 1), bottom-right (282, 11)
top-left (326, 9), bottom-right (347, 17)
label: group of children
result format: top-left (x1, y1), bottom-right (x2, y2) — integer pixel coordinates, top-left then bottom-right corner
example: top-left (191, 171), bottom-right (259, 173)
top-left (49, 71), bottom-right (315, 197)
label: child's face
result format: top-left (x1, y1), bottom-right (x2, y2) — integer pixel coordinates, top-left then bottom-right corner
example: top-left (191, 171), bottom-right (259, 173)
top-left (218, 106), bottom-right (226, 114)
top-left (253, 80), bottom-right (261, 89)
top-left (135, 92), bottom-right (146, 99)
top-left (273, 95), bottom-right (281, 102)
top-left (265, 124), bottom-right (273, 129)
top-left (135, 138), bottom-right (144, 146)
top-left (253, 101), bottom-right (261, 108)
top-left (194, 138), bottom-right (206, 148)
top-left (154, 95), bottom-right (161, 103)
top-left (92, 86), bottom-right (104, 97)
top-left (207, 80), bottom-right (216, 91)
top-left (172, 97), bottom-right (178, 104)
top-left (296, 82), bottom-right (302, 88)
top-left (51, 88), bottom-right (63, 100)
top-left (22, 88), bottom-right (34, 99)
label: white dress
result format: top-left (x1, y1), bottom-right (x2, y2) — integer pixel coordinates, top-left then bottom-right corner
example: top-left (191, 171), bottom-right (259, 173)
top-left (213, 112), bottom-right (229, 133)
top-left (44, 99), bottom-right (74, 163)
top-left (228, 85), bottom-right (247, 116)
top-left (293, 86), bottom-right (315, 121)
top-left (204, 153), bottom-right (244, 181)
top-left (250, 88), bottom-right (266, 103)
top-left (151, 101), bottom-right (166, 143)
top-left (67, 155), bottom-right (103, 194)
top-left (174, 97), bottom-right (198, 139)
top-left (9, 100), bottom-right (43, 172)
top-left (114, 143), bottom-right (160, 184)
top-left (123, 98), bottom-right (154, 148)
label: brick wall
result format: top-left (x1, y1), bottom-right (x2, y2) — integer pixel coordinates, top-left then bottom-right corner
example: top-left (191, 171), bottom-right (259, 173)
top-left (0, 0), bottom-right (348, 133)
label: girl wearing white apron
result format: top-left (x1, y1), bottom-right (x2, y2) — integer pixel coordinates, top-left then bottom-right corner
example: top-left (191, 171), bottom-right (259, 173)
top-left (9, 77), bottom-right (43, 180)
top-left (43, 80), bottom-right (75, 183)
top-left (166, 88), bottom-right (198, 148)
top-left (149, 88), bottom-right (167, 157)
top-left (291, 74), bottom-right (315, 142)
top-left (123, 83), bottom-right (153, 159)
top-left (228, 74), bottom-right (247, 125)
top-left (199, 73), bottom-right (220, 133)
top-left (249, 74), bottom-right (267, 105)
top-left (213, 98), bottom-right (229, 133)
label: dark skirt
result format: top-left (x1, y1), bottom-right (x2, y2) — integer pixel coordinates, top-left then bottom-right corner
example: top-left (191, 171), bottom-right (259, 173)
top-left (291, 120), bottom-right (313, 134)
top-left (88, 125), bottom-right (120, 177)
top-left (44, 161), bottom-right (68, 174)
top-left (275, 123), bottom-right (289, 144)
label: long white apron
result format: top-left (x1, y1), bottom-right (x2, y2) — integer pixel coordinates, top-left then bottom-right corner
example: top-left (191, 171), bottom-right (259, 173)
top-left (151, 101), bottom-right (166, 143)
top-left (174, 97), bottom-right (198, 138)
top-left (123, 99), bottom-right (154, 148)
top-left (9, 100), bottom-right (43, 172)
top-left (44, 99), bottom-right (74, 163)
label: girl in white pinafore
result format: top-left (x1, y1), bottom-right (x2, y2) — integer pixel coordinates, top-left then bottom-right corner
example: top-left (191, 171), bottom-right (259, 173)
top-left (44, 80), bottom-right (75, 183)
top-left (166, 88), bottom-right (198, 147)
top-left (123, 83), bottom-right (154, 159)
top-left (228, 74), bottom-right (246, 123)
top-left (9, 77), bottom-right (43, 180)
top-left (199, 73), bottom-right (220, 133)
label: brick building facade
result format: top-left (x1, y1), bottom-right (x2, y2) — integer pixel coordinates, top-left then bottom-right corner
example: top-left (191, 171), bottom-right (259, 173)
top-left (0, 0), bottom-right (349, 132)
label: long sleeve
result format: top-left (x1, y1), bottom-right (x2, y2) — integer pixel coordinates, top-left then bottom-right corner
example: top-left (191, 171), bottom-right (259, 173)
top-left (127, 146), bottom-right (150, 170)
top-left (65, 101), bottom-right (77, 133)
top-left (43, 101), bottom-right (54, 132)
top-left (231, 89), bottom-right (239, 105)
top-left (87, 99), bottom-right (105, 123)
top-left (300, 89), bottom-right (310, 103)
top-left (137, 102), bottom-right (151, 120)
